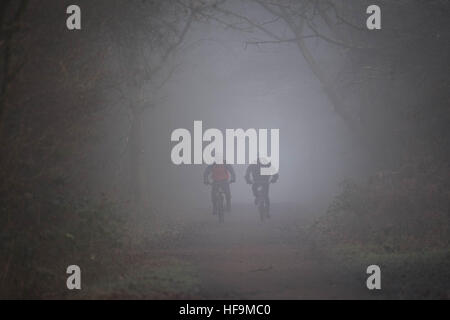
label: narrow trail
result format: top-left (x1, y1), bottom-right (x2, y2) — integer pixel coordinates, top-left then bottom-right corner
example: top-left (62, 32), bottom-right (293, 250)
top-left (114, 203), bottom-right (376, 300)
top-left (81, 204), bottom-right (379, 299)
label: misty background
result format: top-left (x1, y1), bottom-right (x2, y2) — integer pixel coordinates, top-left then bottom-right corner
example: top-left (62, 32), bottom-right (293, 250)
top-left (151, 26), bottom-right (367, 210)
top-left (0, 0), bottom-right (449, 299)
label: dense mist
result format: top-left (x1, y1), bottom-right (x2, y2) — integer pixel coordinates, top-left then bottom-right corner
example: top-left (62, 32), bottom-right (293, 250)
top-left (0, 0), bottom-right (449, 299)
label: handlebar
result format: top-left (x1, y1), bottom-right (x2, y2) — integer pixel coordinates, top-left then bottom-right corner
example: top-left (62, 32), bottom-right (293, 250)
top-left (205, 180), bottom-right (276, 185)
top-left (247, 180), bottom-right (277, 185)
top-left (205, 180), bottom-right (235, 185)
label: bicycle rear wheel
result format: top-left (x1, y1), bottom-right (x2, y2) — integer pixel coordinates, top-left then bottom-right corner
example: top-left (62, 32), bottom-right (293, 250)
top-left (264, 197), bottom-right (270, 219)
top-left (258, 199), bottom-right (265, 221)
top-left (217, 193), bottom-right (225, 223)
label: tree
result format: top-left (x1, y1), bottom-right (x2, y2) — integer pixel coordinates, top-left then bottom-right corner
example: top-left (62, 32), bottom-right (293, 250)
top-left (0, 0), bottom-right (29, 138)
top-left (186, 0), bottom-right (367, 133)
top-left (185, 0), bottom-right (450, 167)
top-left (95, 0), bottom-right (195, 206)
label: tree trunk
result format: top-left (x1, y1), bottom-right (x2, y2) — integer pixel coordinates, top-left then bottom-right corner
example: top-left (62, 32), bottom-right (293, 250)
top-left (129, 107), bottom-right (144, 205)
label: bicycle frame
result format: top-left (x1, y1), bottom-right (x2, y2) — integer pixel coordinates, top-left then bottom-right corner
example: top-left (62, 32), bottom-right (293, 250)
top-left (210, 182), bottom-right (227, 223)
top-left (254, 184), bottom-right (270, 221)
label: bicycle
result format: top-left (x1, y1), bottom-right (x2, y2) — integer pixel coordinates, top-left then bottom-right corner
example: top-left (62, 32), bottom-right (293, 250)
top-left (254, 183), bottom-right (270, 221)
top-left (207, 181), bottom-right (229, 223)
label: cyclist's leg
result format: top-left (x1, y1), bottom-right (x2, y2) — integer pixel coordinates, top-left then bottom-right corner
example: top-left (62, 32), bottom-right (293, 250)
top-left (221, 181), bottom-right (231, 212)
top-left (252, 183), bottom-right (258, 205)
top-left (211, 183), bottom-right (218, 215)
top-left (263, 183), bottom-right (270, 210)
top-left (251, 183), bottom-right (258, 196)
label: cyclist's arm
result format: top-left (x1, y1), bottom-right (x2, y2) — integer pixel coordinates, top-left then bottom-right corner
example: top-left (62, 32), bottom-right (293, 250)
top-left (203, 165), bottom-right (212, 183)
top-left (271, 172), bottom-right (279, 183)
top-left (226, 164), bottom-right (236, 182)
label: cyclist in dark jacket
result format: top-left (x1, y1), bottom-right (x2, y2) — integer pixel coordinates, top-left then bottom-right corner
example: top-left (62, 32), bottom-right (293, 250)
top-left (245, 158), bottom-right (278, 206)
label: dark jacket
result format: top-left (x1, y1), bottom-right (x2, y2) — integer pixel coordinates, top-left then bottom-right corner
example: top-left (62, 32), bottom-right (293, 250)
top-left (245, 163), bottom-right (279, 184)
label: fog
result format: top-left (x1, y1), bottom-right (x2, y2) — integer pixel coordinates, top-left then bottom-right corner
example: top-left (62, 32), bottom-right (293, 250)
top-left (1, 0), bottom-right (449, 299)
top-left (140, 12), bottom-right (369, 213)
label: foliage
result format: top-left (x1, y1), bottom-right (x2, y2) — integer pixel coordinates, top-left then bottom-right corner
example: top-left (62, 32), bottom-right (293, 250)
top-left (0, 196), bottom-right (126, 298)
top-left (314, 159), bottom-right (450, 251)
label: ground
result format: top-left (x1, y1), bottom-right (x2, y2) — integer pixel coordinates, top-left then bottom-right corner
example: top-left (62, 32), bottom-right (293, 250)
top-left (73, 203), bottom-right (391, 299)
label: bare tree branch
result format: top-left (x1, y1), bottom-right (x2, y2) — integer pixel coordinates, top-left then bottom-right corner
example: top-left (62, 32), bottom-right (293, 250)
top-left (254, 0), bottom-right (359, 132)
top-left (0, 0), bottom-right (29, 122)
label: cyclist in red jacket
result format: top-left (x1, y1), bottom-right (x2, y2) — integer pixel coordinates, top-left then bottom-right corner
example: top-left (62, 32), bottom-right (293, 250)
top-left (203, 160), bottom-right (236, 214)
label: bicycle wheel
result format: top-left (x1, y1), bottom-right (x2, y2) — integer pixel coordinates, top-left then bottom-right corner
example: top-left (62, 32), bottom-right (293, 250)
top-left (264, 197), bottom-right (270, 219)
top-left (218, 193), bottom-right (224, 223)
top-left (258, 198), bottom-right (265, 222)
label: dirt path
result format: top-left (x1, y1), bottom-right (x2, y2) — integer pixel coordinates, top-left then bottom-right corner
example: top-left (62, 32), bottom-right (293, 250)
top-left (119, 203), bottom-right (375, 299)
